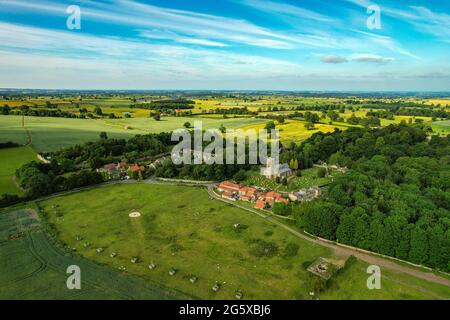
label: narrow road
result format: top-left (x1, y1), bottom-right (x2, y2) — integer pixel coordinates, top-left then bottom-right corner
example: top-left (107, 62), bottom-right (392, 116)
top-left (207, 185), bottom-right (450, 288)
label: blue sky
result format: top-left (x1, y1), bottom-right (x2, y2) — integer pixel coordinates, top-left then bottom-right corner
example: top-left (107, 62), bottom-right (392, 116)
top-left (0, 0), bottom-right (449, 91)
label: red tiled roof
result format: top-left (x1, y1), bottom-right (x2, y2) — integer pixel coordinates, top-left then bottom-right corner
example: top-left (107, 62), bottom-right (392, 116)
top-left (265, 191), bottom-right (281, 199)
top-left (219, 181), bottom-right (240, 190)
top-left (239, 186), bottom-right (257, 193)
top-left (276, 197), bottom-right (289, 203)
top-left (254, 200), bottom-right (266, 209)
top-left (222, 192), bottom-right (235, 200)
top-left (130, 165), bottom-right (145, 172)
top-left (218, 186), bottom-right (238, 194)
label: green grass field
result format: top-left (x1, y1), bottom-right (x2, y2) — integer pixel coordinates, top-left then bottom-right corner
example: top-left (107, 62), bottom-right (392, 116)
top-left (0, 208), bottom-right (179, 299)
top-left (432, 120), bottom-right (450, 134)
top-left (36, 183), bottom-right (450, 300)
top-left (0, 147), bottom-right (37, 195)
top-left (0, 115), bottom-right (266, 152)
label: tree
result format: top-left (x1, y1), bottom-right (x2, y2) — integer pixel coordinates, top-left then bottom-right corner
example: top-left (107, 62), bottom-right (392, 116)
top-left (409, 226), bottom-right (429, 264)
top-left (302, 201), bottom-right (343, 240)
top-left (304, 122), bottom-right (315, 130)
top-left (153, 113), bottom-right (161, 121)
top-left (99, 132), bottom-right (108, 140)
top-left (94, 106), bottom-right (103, 116)
top-left (233, 169), bottom-right (247, 182)
top-left (265, 121), bottom-right (276, 130)
top-left (273, 202), bottom-right (292, 216)
top-left (183, 122), bottom-right (191, 129)
top-left (219, 124), bottom-right (226, 133)
top-left (277, 116), bottom-right (285, 124)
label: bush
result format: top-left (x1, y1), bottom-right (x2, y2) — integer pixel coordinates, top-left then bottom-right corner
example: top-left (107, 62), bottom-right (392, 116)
top-left (317, 168), bottom-right (327, 178)
top-left (284, 242), bottom-right (299, 257)
top-left (248, 239), bottom-right (278, 257)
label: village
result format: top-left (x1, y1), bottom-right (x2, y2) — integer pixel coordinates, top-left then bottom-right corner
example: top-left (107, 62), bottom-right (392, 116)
top-left (216, 180), bottom-right (321, 210)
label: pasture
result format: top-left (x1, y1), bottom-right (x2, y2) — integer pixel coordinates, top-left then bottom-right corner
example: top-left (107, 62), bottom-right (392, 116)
top-left (0, 146), bottom-right (37, 195)
top-left (38, 183), bottom-right (450, 300)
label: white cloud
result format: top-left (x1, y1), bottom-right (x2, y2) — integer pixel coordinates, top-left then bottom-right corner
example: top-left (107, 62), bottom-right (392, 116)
top-left (351, 53), bottom-right (394, 64)
top-left (320, 55), bottom-right (348, 64)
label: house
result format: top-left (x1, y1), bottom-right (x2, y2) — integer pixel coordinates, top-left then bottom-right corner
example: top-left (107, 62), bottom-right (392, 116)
top-left (276, 197), bottom-right (289, 204)
top-left (254, 199), bottom-right (266, 210)
top-left (260, 157), bottom-right (292, 179)
top-left (222, 191), bottom-right (236, 201)
top-left (97, 163), bottom-right (124, 180)
top-left (217, 181), bottom-right (241, 194)
top-left (289, 187), bottom-right (321, 202)
top-left (239, 186), bottom-right (257, 196)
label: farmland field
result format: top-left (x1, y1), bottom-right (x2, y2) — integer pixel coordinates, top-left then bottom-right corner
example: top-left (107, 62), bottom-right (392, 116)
top-left (242, 119), bottom-right (351, 143)
top-left (432, 120), bottom-right (450, 134)
top-left (0, 146), bottom-right (37, 195)
top-left (37, 183), bottom-right (450, 300)
top-left (0, 115), bottom-right (266, 152)
top-left (0, 208), bottom-right (179, 299)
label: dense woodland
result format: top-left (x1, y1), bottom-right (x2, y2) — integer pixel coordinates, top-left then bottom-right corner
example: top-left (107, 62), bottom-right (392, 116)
top-left (289, 125), bottom-right (450, 271)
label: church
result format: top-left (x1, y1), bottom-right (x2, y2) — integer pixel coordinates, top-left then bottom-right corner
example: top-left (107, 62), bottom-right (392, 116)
top-left (260, 157), bottom-right (292, 180)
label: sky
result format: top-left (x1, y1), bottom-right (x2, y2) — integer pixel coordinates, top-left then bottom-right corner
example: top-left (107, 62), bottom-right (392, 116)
top-left (0, 0), bottom-right (449, 91)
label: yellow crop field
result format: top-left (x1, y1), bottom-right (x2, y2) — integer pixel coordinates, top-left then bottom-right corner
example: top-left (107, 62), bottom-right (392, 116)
top-left (241, 119), bottom-right (351, 143)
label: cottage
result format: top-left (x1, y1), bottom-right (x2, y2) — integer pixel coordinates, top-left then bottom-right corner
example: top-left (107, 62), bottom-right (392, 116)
top-left (254, 199), bottom-right (266, 210)
top-left (222, 191), bottom-right (236, 201)
top-left (217, 181), bottom-right (241, 194)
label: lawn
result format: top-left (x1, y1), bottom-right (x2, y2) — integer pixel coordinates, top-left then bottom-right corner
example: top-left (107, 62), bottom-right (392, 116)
top-left (0, 146), bottom-right (37, 195)
top-left (0, 115), bottom-right (266, 152)
top-left (38, 183), bottom-right (450, 300)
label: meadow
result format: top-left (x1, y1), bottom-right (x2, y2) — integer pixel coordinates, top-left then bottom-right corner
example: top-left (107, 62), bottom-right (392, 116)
top-left (0, 146), bottom-right (37, 195)
top-left (37, 183), bottom-right (450, 300)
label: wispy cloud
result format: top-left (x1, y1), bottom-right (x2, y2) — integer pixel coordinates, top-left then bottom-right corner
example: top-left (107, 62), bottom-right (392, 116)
top-left (237, 0), bottom-right (335, 23)
top-left (345, 0), bottom-right (450, 42)
top-left (0, 0), bottom-right (298, 49)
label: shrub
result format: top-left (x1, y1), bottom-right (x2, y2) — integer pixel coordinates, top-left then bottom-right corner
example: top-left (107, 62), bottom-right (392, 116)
top-left (284, 242), bottom-right (299, 257)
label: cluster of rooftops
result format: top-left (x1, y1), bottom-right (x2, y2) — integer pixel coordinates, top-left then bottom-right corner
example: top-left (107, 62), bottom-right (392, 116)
top-left (217, 180), bottom-right (289, 210)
